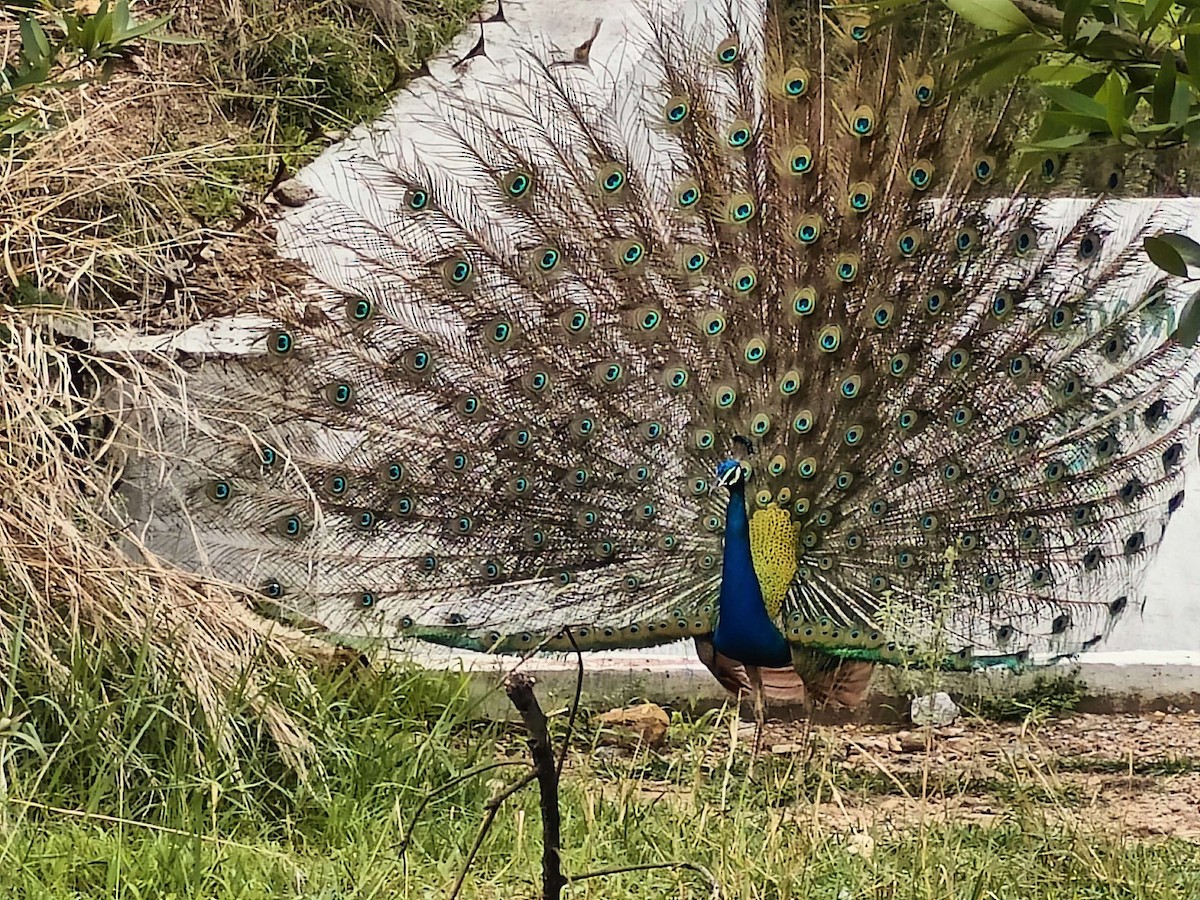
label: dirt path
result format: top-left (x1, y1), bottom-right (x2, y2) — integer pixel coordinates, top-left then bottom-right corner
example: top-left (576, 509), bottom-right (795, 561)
top-left (755, 712), bottom-right (1200, 838)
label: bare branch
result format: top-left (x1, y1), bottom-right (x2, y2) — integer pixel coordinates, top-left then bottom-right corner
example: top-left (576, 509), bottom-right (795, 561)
top-left (505, 672), bottom-right (567, 900)
top-left (396, 759), bottom-right (532, 858)
top-left (447, 771), bottom-right (539, 900)
top-left (556, 628), bottom-right (584, 779)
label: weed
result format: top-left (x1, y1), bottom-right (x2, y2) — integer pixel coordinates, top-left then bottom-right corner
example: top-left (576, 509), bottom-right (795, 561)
top-left (964, 673), bottom-right (1086, 723)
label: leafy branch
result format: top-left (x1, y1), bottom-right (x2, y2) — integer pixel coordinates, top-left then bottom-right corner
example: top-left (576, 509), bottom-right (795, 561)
top-left (927, 0), bottom-right (1200, 152)
top-left (897, 0), bottom-right (1200, 337)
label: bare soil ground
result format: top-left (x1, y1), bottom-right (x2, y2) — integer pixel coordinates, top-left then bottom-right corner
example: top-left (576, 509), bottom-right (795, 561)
top-left (591, 709), bottom-right (1200, 840)
top-left (775, 712), bottom-right (1200, 838)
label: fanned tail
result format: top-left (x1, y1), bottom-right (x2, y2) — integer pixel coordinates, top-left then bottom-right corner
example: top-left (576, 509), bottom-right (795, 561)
top-left (106, 0), bottom-right (1200, 696)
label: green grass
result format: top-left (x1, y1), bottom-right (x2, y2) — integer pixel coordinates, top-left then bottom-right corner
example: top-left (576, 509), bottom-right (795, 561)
top-left (1, 644), bottom-right (1199, 900)
top-left (214, 0), bottom-right (481, 131)
top-left (184, 0), bottom-right (482, 217)
top-left (962, 673), bottom-right (1087, 723)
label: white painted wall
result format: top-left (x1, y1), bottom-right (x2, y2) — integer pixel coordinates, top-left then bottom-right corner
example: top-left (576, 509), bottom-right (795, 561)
top-left (266, 0), bottom-right (1200, 684)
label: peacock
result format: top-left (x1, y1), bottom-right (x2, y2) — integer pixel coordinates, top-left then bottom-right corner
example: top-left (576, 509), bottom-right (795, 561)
top-left (108, 0), bottom-right (1200, 712)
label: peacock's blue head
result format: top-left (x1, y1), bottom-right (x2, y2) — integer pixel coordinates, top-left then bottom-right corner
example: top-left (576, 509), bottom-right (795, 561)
top-left (716, 458), bottom-right (746, 489)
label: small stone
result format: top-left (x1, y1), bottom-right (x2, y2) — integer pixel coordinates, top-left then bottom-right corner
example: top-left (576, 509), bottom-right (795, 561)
top-left (846, 832), bottom-right (875, 859)
top-left (273, 179), bottom-right (316, 208)
top-left (855, 736), bottom-right (891, 754)
top-left (910, 691), bottom-right (959, 727)
top-left (162, 258), bottom-right (193, 280)
top-left (596, 703), bottom-right (670, 748)
top-left (770, 742), bottom-right (808, 755)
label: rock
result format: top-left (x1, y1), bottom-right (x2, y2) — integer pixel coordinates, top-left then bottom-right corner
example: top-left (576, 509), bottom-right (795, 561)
top-left (910, 691), bottom-right (960, 727)
top-left (845, 832), bottom-right (875, 859)
top-left (896, 730), bottom-right (928, 752)
top-left (595, 703), bottom-right (670, 748)
top-left (273, 179), bottom-right (316, 208)
top-left (853, 736), bottom-right (892, 754)
top-left (770, 742), bottom-right (808, 755)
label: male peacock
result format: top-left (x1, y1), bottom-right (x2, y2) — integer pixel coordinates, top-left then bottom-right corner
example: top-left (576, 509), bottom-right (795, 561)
top-left (111, 0), bottom-right (1200, 712)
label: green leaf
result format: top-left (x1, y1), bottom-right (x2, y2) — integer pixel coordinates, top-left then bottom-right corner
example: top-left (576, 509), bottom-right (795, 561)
top-left (944, 0), bottom-right (1032, 33)
top-left (1170, 79), bottom-right (1192, 126)
top-left (1154, 52), bottom-right (1177, 123)
top-left (0, 111), bottom-right (38, 138)
top-left (941, 32), bottom-right (1025, 64)
top-left (1023, 130), bottom-right (1098, 149)
top-left (1141, 0), bottom-right (1176, 32)
top-left (1026, 63), bottom-right (1099, 84)
top-left (1103, 70), bottom-right (1127, 136)
top-left (110, 0), bottom-right (130, 34)
top-left (979, 49), bottom-right (1043, 92)
top-left (1040, 84), bottom-right (1110, 117)
top-left (94, 6), bottom-right (116, 50)
top-left (18, 16), bottom-right (51, 68)
top-left (1187, 33), bottom-right (1200, 76)
top-left (117, 14), bottom-right (174, 41)
top-left (62, 13), bottom-right (82, 45)
top-left (1159, 232), bottom-right (1200, 266)
top-left (1073, 71), bottom-right (1109, 96)
top-left (1076, 18), bottom-right (1105, 44)
top-left (1145, 238), bottom-right (1187, 276)
top-left (142, 32), bottom-right (203, 45)
top-left (1041, 109), bottom-right (1111, 132)
top-left (1174, 287), bottom-right (1200, 347)
top-left (80, 13), bottom-right (100, 55)
top-left (1146, 235), bottom-right (1191, 276)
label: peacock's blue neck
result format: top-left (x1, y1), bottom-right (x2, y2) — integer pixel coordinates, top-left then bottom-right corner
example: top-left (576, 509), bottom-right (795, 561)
top-left (711, 479), bottom-right (792, 668)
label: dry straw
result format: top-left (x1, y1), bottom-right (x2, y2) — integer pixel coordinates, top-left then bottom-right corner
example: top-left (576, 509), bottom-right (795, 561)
top-left (1, 24), bottom-right (351, 773)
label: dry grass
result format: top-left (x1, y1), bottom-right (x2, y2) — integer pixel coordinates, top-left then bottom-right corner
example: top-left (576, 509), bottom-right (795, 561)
top-left (3, 7), bottom-right (321, 317)
top-left (0, 314), bottom-right (344, 770)
top-left (1, 0), bottom-right (477, 767)
top-left (2, 0), bottom-right (478, 314)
